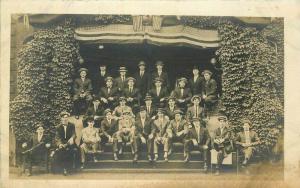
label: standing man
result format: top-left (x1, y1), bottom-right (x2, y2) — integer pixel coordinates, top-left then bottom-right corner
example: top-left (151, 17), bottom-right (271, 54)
top-left (99, 76), bottom-right (118, 109)
top-left (80, 117), bottom-right (101, 169)
top-left (135, 106), bottom-right (153, 161)
top-left (21, 123), bottom-right (51, 176)
top-left (115, 66), bottom-right (128, 93)
top-left (167, 110), bottom-right (188, 155)
top-left (213, 115), bottom-right (233, 175)
top-left (188, 66), bottom-right (203, 95)
top-left (123, 77), bottom-right (141, 110)
top-left (134, 61), bottom-right (150, 99)
top-left (149, 78), bottom-right (169, 108)
top-left (54, 111), bottom-right (77, 176)
top-left (236, 119), bottom-right (260, 169)
top-left (94, 64), bottom-right (110, 95)
top-left (151, 60), bottom-right (170, 91)
top-left (201, 70), bottom-right (218, 110)
top-left (144, 94), bottom-right (156, 119)
top-left (186, 95), bottom-right (204, 120)
top-left (73, 68), bottom-right (93, 119)
top-left (184, 118), bottom-right (211, 171)
top-left (171, 77), bottom-right (192, 111)
top-left (151, 108), bottom-right (170, 162)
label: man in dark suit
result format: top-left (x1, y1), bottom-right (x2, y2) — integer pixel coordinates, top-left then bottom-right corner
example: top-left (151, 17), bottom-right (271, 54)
top-left (73, 68), bottom-right (93, 118)
top-left (99, 76), bottom-right (119, 109)
top-left (201, 70), bottom-right (218, 108)
top-left (149, 78), bottom-right (169, 108)
top-left (167, 110), bottom-right (188, 155)
top-left (171, 77), bottom-right (192, 111)
top-left (151, 61), bottom-right (170, 91)
top-left (236, 119), bottom-right (260, 169)
top-left (134, 61), bottom-right (150, 99)
top-left (93, 64), bottom-right (110, 95)
top-left (100, 109), bottom-right (119, 158)
top-left (144, 94), bottom-right (157, 119)
top-left (184, 118), bottom-right (211, 171)
top-left (122, 77), bottom-right (141, 110)
top-left (54, 111), bottom-right (77, 176)
top-left (213, 115), bottom-right (233, 175)
top-left (21, 123), bottom-right (51, 176)
top-left (115, 66), bottom-right (128, 93)
top-left (164, 96), bottom-right (178, 120)
top-left (84, 96), bottom-right (105, 128)
top-left (186, 95), bottom-right (204, 120)
top-left (134, 106), bottom-right (153, 161)
top-left (188, 66), bottom-right (203, 95)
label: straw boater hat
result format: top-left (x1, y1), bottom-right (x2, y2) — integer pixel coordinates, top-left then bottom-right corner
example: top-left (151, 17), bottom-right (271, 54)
top-left (126, 77), bottom-right (136, 83)
top-left (174, 109), bottom-right (184, 115)
top-left (78, 68), bottom-right (88, 74)
top-left (154, 77), bottom-right (163, 83)
top-left (119, 96), bottom-right (126, 102)
top-left (217, 115), bottom-right (228, 121)
top-left (118, 66), bottom-right (128, 72)
top-left (138, 106), bottom-right (147, 112)
top-left (156, 108), bottom-right (165, 114)
top-left (167, 96), bottom-right (176, 102)
top-left (104, 109), bottom-right (112, 115)
top-left (155, 61), bottom-right (164, 66)
top-left (144, 94), bottom-right (152, 101)
top-left (202, 70), bottom-right (212, 76)
top-left (178, 77), bottom-right (188, 84)
top-left (105, 76), bottom-right (114, 82)
top-left (59, 111), bottom-right (70, 118)
top-left (191, 95), bottom-right (201, 102)
top-left (138, 61), bottom-right (146, 67)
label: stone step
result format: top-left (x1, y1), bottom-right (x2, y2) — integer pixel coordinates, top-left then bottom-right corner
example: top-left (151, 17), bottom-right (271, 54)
top-left (84, 160), bottom-right (205, 169)
top-left (87, 151), bottom-right (204, 161)
top-left (81, 168), bottom-right (206, 173)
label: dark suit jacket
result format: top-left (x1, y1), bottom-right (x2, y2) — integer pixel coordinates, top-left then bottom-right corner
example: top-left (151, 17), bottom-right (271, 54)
top-left (93, 71), bottom-right (110, 94)
top-left (164, 105), bottom-right (178, 120)
top-left (122, 87), bottom-right (141, 104)
top-left (214, 127), bottom-right (231, 141)
top-left (73, 78), bottom-right (93, 95)
top-left (202, 79), bottom-right (217, 97)
top-left (115, 76), bottom-right (127, 92)
top-left (100, 118), bottom-right (119, 137)
top-left (188, 76), bottom-right (204, 95)
top-left (151, 118), bottom-right (169, 137)
top-left (135, 117), bottom-right (152, 138)
top-left (171, 87), bottom-right (192, 102)
top-left (186, 105), bottom-right (204, 120)
top-left (185, 126), bottom-right (211, 146)
top-left (151, 71), bottom-right (170, 90)
top-left (168, 119), bottom-right (187, 137)
top-left (99, 86), bottom-right (119, 100)
top-left (86, 104), bottom-right (104, 117)
top-left (55, 123), bottom-right (76, 146)
top-left (148, 87), bottom-right (169, 106)
top-left (236, 130), bottom-right (260, 145)
top-left (144, 105), bottom-right (157, 118)
top-left (134, 72), bottom-right (150, 97)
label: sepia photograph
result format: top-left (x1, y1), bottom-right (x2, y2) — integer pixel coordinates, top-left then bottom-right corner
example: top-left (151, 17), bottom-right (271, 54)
top-left (7, 14), bottom-right (285, 181)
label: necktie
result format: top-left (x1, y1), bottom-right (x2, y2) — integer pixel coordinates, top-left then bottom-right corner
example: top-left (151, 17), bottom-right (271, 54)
top-left (194, 76), bottom-right (197, 83)
top-left (157, 87), bottom-right (160, 96)
top-left (38, 133), bottom-right (42, 142)
top-left (181, 88), bottom-right (184, 97)
top-left (63, 125), bottom-right (67, 139)
top-left (122, 76), bottom-right (125, 82)
top-left (147, 106), bottom-right (150, 114)
top-left (130, 87), bottom-right (133, 93)
top-left (195, 106), bottom-right (198, 118)
top-left (108, 88), bottom-right (110, 94)
top-left (140, 71), bottom-right (144, 77)
top-left (94, 104), bottom-right (98, 112)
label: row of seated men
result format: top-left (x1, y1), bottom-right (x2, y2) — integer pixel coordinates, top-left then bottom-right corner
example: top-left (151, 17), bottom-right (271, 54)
top-left (21, 107), bottom-right (261, 177)
top-left (73, 60), bottom-right (218, 117)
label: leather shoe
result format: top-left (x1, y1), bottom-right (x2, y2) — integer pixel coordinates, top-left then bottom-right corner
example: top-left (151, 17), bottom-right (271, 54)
top-left (154, 154), bottom-right (158, 161)
top-left (148, 155), bottom-right (152, 162)
top-left (63, 169), bottom-right (68, 176)
top-left (114, 153), bottom-right (118, 161)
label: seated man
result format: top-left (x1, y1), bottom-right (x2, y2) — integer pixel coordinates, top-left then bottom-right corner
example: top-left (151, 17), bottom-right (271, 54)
top-left (213, 115), bottom-right (233, 176)
top-left (84, 96), bottom-right (104, 128)
top-left (134, 106), bottom-right (153, 162)
top-left (80, 117), bottom-right (101, 169)
top-left (167, 109), bottom-right (188, 155)
top-left (73, 68), bottom-right (93, 119)
top-left (99, 76), bottom-right (118, 109)
top-left (148, 77), bottom-right (169, 108)
top-left (113, 109), bottom-right (135, 161)
top-left (112, 96), bottom-right (134, 120)
top-left (21, 123), bottom-right (51, 176)
top-left (100, 109), bottom-right (119, 151)
top-left (122, 77), bottom-right (141, 110)
top-left (201, 70), bottom-right (218, 110)
top-left (164, 96), bottom-right (178, 121)
top-left (236, 119), bottom-right (260, 168)
top-left (184, 118), bottom-right (211, 171)
top-left (151, 108), bottom-right (170, 162)
top-left (54, 111), bottom-right (77, 176)
top-left (171, 77), bottom-right (192, 111)
top-left (144, 94), bottom-right (156, 119)
top-left (186, 95), bottom-right (204, 120)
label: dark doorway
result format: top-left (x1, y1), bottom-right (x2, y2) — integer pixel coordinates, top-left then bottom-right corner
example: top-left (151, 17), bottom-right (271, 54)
top-left (79, 42), bottom-right (220, 92)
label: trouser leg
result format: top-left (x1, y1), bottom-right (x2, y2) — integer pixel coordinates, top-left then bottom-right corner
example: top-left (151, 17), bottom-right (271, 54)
top-left (217, 150), bottom-right (225, 169)
top-left (131, 135), bottom-right (140, 154)
top-left (183, 140), bottom-right (191, 153)
top-left (80, 144), bottom-right (86, 163)
top-left (163, 137), bottom-right (170, 152)
top-left (147, 137), bottom-right (153, 154)
top-left (154, 138), bottom-right (159, 154)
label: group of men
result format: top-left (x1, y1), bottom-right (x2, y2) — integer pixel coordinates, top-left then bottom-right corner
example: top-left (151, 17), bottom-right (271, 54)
top-left (72, 60), bottom-right (219, 118)
top-left (21, 60), bottom-right (261, 176)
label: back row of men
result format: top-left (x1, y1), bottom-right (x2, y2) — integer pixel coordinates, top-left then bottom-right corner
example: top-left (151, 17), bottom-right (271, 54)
top-left (73, 60), bottom-right (218, 117)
